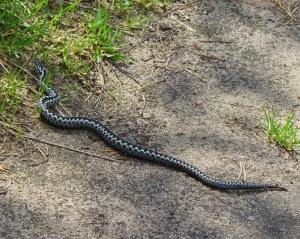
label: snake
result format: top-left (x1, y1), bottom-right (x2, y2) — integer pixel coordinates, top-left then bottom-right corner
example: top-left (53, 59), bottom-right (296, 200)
top-left (35, 61), bottom-right (286, 191)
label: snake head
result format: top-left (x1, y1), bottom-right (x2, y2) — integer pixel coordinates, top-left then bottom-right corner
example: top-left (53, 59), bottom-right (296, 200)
top-left (35, 61), bottom-right (47, 82)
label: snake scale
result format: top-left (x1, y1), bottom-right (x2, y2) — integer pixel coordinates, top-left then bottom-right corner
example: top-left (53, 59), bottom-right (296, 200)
top-left (35, 61), bottom-right (286, 191)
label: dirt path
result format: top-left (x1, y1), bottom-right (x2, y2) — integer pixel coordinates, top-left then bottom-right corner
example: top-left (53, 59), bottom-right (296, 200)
top-left (1, 1), bottom-right (299, 238)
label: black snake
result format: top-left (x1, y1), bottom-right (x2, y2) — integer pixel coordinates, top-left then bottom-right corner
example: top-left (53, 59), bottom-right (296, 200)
top-left (35, 61), bottom-right (286, 191)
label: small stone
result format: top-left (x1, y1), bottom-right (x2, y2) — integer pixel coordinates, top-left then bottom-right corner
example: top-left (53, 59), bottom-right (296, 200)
top-left (278, 228), bottom-right (286, 233)
top-left (159, 23), bottom-right (173, 31)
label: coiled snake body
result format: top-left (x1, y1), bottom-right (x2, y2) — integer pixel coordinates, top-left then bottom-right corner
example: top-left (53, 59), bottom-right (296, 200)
top-left (35, 61), bottom-right (286, 191)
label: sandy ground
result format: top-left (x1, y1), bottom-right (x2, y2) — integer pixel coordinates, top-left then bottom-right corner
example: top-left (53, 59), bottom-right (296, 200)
top-left (1, 1), bottom-right (300, 238)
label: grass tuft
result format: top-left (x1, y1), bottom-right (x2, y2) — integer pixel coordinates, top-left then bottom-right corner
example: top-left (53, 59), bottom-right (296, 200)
top-left (0, 1), bottom-right (47, 57)
top-left (0, 69), bottom-right (26, 117)
top-left (0, 0), bottom-right (169, 123)
top-left (262, 106), bottom-right (300, 151)
top-left (260, 0), bottom-right (300, 23)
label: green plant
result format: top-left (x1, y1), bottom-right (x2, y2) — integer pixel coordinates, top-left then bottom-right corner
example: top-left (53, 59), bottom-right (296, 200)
top-left (0, 0), bottom-right (169, 122)
top-left (262, 106), bottom-right (300, 150)
top-left (86, 8), bottom-right (126, 62)
top-left (125, 11), bottom-right (151, 29)
top-left (108, 90), bottom-right (116, 100)
top-left (0, 0), bottom-right (48, 57)
top-left (0, 69), bottom-right (26, 115)
top-left (17, 124), bottom-right (23, 140)
top-left (135, 189), bottom-right (143, 202)
top-left (113, 0), bottom-right (133, 12)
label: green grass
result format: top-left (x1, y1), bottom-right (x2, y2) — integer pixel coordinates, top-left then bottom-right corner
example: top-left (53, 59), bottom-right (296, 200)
top-left (135, 189), bottom-right (143, 202)
top-left (0, 0), bottom-right (169, 123)
top-left (0, 0), bottom-right (48, 57)
top-left (0, 69), bottom-right (26, 117)
top-left (262, 106), bottom-right (300, 151)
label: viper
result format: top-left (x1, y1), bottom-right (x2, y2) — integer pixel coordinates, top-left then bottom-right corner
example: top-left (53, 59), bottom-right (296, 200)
top-left (35, 61), bottom-right (286, 191)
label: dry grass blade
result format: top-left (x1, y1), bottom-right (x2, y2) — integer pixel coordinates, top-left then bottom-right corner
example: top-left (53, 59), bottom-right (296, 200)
top-left (270, 0), bottom-right (300, 22)
top-left (0, 165), bottom-right (11, 173)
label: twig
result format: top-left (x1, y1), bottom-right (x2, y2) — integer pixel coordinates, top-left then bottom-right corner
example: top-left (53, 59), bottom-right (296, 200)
top-left (0, 120), bottom-right (124, 163)
top-left (1, 55), bottom-right (38, 80)
top-left (252, 131), bottom-right (261, 141)
top-left (165, 80), bottom-right (187, 99)
top-left (141, 79), bottom-right (166, 92)
top-left (193, 44), bottom-right (225, 61)
top-left (81, 222), bottom-right (108, 226)
top-left (141, 94), bottom-right (147, 116)
top-left (245, 200), bottom-right (256, 207)
top-left (3, 180), bottom-right (11, 189)
top-left (0, 59), bottom-right (8, 72)
top-left (195, 53), bottom-right (225, 62)
top-left (27, 145), bottom-right (49, 166)
top-left (169, 15), bottom-right (196, 32)
top-left (124, 39), bottom-right (146, 54)
top-left (0, 180), bottom-right (11, 194)
top-left (181, 65), bottom-right (207, 83)
top-left (29, 135), bottom-right (123, 163)
top-left (110, 61), bottom-right (141, 85)
top-left (0, 165), bottom-right (11, 173)
top-left (198, 40), bottom-right (234, 44)
top-left (236, 161), bottom-right (246, 182)
top-left (243, 163), bottom-right (246, 181)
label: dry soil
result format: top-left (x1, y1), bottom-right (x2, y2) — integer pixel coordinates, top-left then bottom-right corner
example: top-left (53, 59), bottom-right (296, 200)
top-left (1, 1), bottom-right (300, 238)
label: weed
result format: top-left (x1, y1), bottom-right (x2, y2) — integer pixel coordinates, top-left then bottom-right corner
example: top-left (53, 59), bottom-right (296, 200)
top-left (86, 8), bottom-right (126, 62)
top-left (108, 90), bottom-right (116, 100)
top-left (17, 124), bottom-right (23, 140)
top-left (135, 189), bottom-right (143, 202)
top-left (125, 11), bottom-right (152, 29)
top-left (0, 0), bottom-right (169, 121)
top-left (60, 97), bottom-right (76, 103)
top-left (0, 69), bottom-right (26, 116)
top-left (0, 1), bottom-right (48, 57)
top-left (262, 106), bottom-right (300, 150)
